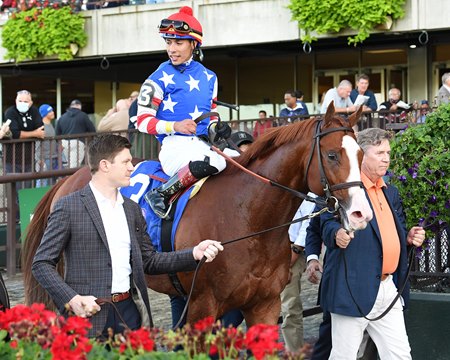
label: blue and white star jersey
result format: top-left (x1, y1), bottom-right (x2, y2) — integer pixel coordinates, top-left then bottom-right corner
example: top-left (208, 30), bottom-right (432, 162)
top-left (137, 59), bottom-right (218, 143)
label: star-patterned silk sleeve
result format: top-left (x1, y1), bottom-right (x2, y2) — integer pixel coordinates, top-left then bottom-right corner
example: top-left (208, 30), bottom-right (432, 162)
top-left (136, 60), bottom-right (218, 143)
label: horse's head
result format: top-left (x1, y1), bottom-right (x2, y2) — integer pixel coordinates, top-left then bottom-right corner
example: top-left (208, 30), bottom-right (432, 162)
top-left (307, 101), bottom-right (373, 231)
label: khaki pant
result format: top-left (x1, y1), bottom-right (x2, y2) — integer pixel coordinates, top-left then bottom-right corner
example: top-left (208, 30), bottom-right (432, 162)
top-left (280, 252), bottom-right (306, 352)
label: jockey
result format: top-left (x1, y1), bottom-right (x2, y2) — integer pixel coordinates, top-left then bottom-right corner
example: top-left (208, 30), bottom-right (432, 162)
top-left (136, 6), bottom-right (235, 219)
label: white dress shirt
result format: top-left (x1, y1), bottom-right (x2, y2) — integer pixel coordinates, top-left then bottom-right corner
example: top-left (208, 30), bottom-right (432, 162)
top-left (288, 192), bottom-right (317, 248)
top-left (90, 182), bottom-right (131, 293)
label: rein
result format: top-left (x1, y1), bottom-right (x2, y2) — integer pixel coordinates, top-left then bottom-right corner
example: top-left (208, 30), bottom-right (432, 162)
top-left (343, 247), bottom-right (415, 322)
top-left (173, 206), bottom-right (329, 330)
top-left (211, 145), bottom-right (326, 207)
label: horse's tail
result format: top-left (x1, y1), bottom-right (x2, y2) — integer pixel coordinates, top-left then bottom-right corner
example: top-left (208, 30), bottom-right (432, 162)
top-left (21, 177), bottom-right (69, 309)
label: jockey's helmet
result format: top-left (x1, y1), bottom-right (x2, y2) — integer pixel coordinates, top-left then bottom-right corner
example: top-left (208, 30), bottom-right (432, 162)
top-left (158, 6), bottom-right (203, 46)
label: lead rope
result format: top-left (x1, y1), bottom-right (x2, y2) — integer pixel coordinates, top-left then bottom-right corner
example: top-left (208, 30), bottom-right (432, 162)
top-left (343, 247), bottom-right (415, 321)
top-left (173, 206), bottom-right (329, 330)
top-left (95, 297), bottom-right (132, 332)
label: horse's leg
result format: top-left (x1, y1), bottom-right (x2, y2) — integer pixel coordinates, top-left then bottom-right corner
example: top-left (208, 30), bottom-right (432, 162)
top-left (186, 292), bottom-right (220, 325)
top-left (242, 296), bottom-right (282, 327)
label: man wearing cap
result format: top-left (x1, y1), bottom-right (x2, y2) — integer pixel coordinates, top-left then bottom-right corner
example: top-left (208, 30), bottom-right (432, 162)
top-left (137, 6), bottom-right (236, 220)
top-left (56, 99), bottom-right (96, 167)
top-left (35, 104), bottom-right (63, 187)
top-left (229, 131), bottom-right (253, 152)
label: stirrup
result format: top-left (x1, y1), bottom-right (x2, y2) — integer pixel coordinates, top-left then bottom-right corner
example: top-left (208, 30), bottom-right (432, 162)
top-left (144, 190), bottom-right (174, 220)
top-left (156, 202), bottom-right (173, 220)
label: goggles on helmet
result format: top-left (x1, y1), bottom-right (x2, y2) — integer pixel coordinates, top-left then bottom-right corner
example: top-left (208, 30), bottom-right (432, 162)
top-left (158, 19), bottom-right (202, 36)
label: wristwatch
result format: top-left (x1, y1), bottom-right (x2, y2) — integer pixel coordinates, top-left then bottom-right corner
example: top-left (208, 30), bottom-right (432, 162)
top-left (291, 244), bottom-right (304, 254)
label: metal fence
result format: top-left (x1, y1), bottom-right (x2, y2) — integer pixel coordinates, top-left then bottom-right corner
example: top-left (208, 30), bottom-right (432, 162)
top-left (410, 226), bottom-right (450, 292)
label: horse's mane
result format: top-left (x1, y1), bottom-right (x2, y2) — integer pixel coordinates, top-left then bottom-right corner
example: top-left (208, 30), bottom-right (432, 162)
top-left (235, 117), bottom-right (319, 168)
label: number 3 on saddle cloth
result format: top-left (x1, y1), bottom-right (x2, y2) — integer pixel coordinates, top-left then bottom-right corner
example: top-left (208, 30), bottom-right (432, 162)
top-left (120, 160), bottom-right (205, 253)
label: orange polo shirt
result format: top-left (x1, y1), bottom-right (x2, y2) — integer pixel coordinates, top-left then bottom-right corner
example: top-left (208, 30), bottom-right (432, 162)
top-left (362, 172), bottom-right (400, 275)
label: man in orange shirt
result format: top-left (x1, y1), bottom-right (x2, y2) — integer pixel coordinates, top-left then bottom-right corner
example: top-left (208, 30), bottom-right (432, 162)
top-left (319, 128), bottom-right (425, 359)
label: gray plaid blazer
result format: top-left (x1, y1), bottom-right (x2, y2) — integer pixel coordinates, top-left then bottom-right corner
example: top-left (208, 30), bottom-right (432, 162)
top-left (32, 184), bottom-right (198, 337)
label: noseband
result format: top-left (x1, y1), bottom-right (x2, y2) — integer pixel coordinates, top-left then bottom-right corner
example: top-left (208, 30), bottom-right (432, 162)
top-left (305, 120), bottom-right (364, 211)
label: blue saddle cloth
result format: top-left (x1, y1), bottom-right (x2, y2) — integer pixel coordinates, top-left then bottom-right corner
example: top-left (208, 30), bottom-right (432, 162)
top-left (120, 160), bottom-right (194, 252)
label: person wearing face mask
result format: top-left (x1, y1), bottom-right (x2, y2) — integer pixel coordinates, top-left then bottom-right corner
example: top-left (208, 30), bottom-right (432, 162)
top-left (4, 90), bottom-right (44, 180)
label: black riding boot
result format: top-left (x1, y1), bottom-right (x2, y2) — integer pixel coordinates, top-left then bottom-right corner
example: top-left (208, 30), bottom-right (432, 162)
top-left (144, 161), bottom-right (218, 219)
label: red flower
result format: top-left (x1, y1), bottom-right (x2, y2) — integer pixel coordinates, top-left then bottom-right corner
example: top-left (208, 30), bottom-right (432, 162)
top-left (193, 316), bottom-right (215, 332)
top-left (244, 324), bottom-right (283, 360)
top-left (123, 328), bottom-right (155, 352)
top-left (9, 340), bottom-right (18, 349)
top-left (62, 316), bottom-right (92, 337)
top-left (209, 344), bottom-right (218, 356)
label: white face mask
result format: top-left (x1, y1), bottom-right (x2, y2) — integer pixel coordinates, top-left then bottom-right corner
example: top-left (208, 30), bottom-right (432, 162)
top-left (16, 101), bottom-right (29, 113)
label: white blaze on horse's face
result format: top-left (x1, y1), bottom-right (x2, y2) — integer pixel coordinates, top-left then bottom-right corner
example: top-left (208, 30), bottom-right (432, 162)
top-left (342, 135), bottom-right (373, 230)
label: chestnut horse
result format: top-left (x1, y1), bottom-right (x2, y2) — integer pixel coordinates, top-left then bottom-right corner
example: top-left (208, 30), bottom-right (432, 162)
top-left (22, 104), bottom-right (373, 327)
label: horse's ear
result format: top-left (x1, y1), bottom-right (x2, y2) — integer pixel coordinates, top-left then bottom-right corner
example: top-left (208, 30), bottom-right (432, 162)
top-left (347, 105), bottom-right (363, 128)
top-left (324, 101), bottom-right (335, 126)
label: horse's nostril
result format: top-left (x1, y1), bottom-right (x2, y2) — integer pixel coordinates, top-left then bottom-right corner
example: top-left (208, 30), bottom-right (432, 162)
top-left (352, 211), bottom-right (363, 219)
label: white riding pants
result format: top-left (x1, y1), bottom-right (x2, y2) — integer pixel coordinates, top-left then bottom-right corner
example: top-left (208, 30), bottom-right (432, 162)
top-left (329, 276), bottom-right (411, 360)
top-left (159, 135), bottom-right (239, 176)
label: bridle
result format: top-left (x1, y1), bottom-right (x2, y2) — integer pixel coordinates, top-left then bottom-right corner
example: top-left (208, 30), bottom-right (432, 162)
top-left (304, 119), bottom-right (364, 212)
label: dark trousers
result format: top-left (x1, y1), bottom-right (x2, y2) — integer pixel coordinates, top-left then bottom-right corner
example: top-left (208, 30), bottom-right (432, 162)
top-left (102, 297), bottom-right (141, 338)
top-left (311, 310), bottom-right (332, 360)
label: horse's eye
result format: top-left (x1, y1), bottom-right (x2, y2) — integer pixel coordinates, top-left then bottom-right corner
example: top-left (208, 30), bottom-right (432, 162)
top-left (328, 152), bottom-right (338, 161)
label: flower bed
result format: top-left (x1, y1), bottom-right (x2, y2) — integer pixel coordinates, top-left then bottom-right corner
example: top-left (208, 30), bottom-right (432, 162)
top-left (0, 304), bottom-right (307, 359)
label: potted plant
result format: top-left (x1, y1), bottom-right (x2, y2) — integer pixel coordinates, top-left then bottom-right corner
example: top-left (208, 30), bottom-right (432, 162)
top-left (288, 0), bottom-right (406, 45)
top-left (1, 2), bottom-right (87, 63)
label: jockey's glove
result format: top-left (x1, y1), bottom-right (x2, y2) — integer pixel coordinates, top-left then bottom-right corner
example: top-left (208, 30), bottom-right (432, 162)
top-left (215, 121), bottom-right (232, 140)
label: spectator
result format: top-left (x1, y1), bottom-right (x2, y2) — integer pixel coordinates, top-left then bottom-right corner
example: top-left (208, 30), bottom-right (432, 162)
top-left (32, 134), bottom-right (223, 339)
top-left (128, 90), bottom-right (139, 107)
top-left (0, 120), bottom-right (11, 139)
top-left (350, 74), bottom-right (378, 111)
top-left (436, 72), bottom-right (450, 106)
top-left (278, 90), bottom-right (309, 125)
top-left (319, 128), bottom-right (425, 359)
top-left (35, 104), bottom-right (63, 188)
top-left (4, 90), bottom-right (44, 181)
top-left (378, 88), bottom-right (409, 123)
top-left (320, 80), bottom-right (357, 114)
top-left (56, 99), bottom-right (96, 168)
top-left (280, 193), bottom-right (316, 352)
top-left (252, 110), bottom-right (272, 138)
top-left (416, 100), bottom-right (430, 123)
top-left (295, 90), bottom-right (310, 116)
top-left (98, 99), bottom-right (131, 134)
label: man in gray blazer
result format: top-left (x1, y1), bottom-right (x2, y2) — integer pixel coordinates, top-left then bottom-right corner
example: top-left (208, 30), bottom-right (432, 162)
top-left (437, 72), bottom-right (450, 106)
top-left (32, 134), bottom-right (223, 338)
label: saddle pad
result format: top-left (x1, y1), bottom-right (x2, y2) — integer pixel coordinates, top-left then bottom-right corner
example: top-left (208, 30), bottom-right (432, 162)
top-left (120, 160), bottom-right (197, 252)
